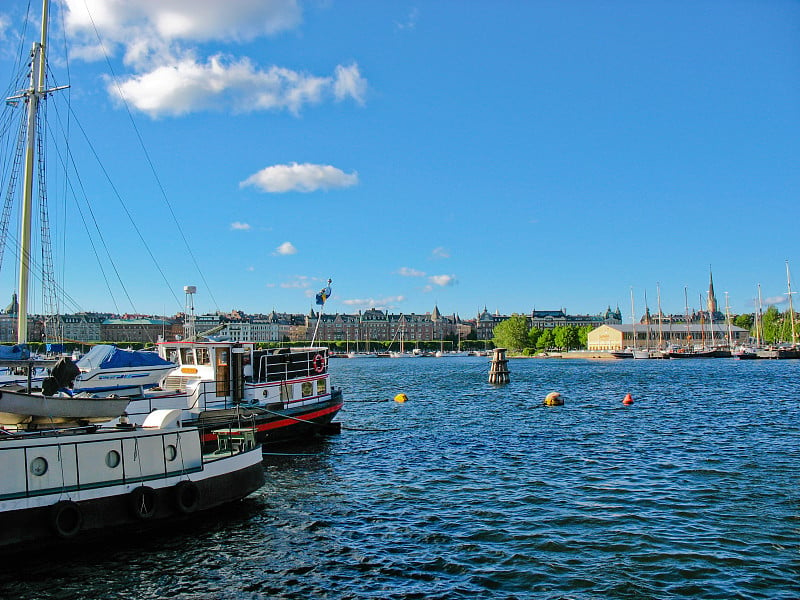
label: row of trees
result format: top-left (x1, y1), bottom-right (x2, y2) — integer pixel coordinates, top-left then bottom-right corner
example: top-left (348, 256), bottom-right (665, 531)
top-left (492, 308), bottom-right (800, 353)
top-left (491, 314), bottom-right (594, 353)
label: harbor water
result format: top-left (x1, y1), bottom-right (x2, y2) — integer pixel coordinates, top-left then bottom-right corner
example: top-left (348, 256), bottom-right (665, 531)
top-left (1, 356), bottom-right (798, 599)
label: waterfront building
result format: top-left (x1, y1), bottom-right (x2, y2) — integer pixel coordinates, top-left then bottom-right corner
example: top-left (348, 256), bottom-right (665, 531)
top-left (58, 312), bottom-right (109, 342)
top-left (475, 307), bottom-right (507, 340)
top-left (307, 306), bottom-right (459, 346)
top-left (587, 323), bottom-right (749, 351)
top-left (101, 318), bottom-right (173, 345)
top-left (529, 308), bottom-right (621, 329)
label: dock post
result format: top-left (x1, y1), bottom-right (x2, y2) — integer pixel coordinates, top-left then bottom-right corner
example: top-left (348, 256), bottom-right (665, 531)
top-left (488, 347), bottom-right (510, 384)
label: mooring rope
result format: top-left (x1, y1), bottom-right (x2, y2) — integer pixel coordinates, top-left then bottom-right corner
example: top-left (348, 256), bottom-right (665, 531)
top-left (260, 406), bottom-right (404, 432)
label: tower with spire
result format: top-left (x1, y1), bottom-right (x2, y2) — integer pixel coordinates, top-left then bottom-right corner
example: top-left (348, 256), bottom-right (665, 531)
top-left (707, 269), bottom-right (718, 314)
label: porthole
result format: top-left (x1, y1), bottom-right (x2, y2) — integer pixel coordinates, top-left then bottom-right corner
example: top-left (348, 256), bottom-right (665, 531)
top-left (165, 444), bottom-right (177, 461)
top-left (106, 450), bottom-right (121, 468)
top-left (30, 457), bottom-right (48, 476)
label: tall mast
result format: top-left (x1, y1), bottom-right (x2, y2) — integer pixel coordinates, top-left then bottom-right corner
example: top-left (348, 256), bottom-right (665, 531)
top-left (684, 286), bottom-right (691, 348)
top-left (724, 291), bottom-right (733, 348)
top-left (630, 287), bottom-right (636, 349)
top-left (16, 0), bottom-right (50, 343)
top-left (787, 260), bottom-right (797, 345)
top-left (656, 282), bottom-right (664, 349)
top-left (756, 283), bottom-right (763, 346)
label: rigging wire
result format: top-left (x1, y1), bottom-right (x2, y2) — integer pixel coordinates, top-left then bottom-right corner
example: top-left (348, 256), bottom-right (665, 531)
top-left (79, 0), bottom-right (220, 313)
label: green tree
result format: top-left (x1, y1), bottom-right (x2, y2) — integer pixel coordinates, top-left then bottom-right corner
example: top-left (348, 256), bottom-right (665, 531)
top-left (761, 305), bottom-right (781, 343)
top-left (492, 314), bottom-right (529, 351)
top-left (536, 328), bottom-right (555, 350)
top-left (733, 314), bottom-right (753, 330)
top-left (578, 325), bottom-right (594, 349)
top-left (561, 325), bottom-right (580, 350)
top-left (527, 327), bottom-right (541, 348)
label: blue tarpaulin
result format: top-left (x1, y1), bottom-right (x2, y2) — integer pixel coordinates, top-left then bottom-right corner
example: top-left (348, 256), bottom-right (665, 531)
top-left (76, 345), bottom-right (173, 370)
top-left (0, 344), bottom-right (30, 360)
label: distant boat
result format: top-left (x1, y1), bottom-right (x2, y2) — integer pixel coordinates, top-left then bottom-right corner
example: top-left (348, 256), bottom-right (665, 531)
top-left (666, 348), bottom-right (717, 359)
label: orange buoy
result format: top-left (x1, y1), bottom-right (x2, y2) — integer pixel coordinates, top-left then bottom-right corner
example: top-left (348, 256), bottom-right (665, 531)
top-left (543, 392), bottom-right (563, 406)
top-left (394, 393), bottom-right (408, 403)
top-left (622, 393), bottom-right (634, 405)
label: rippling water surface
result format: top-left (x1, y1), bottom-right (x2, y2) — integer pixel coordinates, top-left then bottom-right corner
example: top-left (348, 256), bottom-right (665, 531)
top-left (1, 357), bottom-right (798, 599)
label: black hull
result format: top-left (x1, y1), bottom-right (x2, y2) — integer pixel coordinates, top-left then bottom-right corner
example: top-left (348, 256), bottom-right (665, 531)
top-left (0, 461), bottom-right (264, 552)
top-left (667, 351), bottom-right (718, 359)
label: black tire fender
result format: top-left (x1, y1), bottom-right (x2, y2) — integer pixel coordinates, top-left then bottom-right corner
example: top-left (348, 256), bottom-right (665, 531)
top-left (129, 485), bottom-right (158, 520)
top-left (50, 500), bottom-right (83, 538)
top-left (173, 480), bottom-right (200, 514)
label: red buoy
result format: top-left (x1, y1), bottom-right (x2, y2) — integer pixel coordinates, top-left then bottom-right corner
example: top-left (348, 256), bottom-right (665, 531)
top-left (622, 393), bottom-right (634, 405)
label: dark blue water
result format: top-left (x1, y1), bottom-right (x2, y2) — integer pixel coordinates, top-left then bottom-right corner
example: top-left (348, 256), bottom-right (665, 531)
top-left (1, 357), bottom-right (798, 599)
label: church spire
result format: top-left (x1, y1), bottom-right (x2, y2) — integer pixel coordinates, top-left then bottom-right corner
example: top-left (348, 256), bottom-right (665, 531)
top-left (707, 268), bottom-right (718, 314)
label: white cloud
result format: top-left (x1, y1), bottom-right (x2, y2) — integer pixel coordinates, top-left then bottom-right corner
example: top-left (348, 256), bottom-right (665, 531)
top-left (241, 163), bottom-right (358, 193)
top-left (230, 221), bottom-right (251, 230)
top-left (431, 247), bottom-right (450, 259)
top-left (429, 274), bottom-right (456, 287)
top-left (110, 58), bottom-right (367, 117)
top-left (274, 241), bottom-right (297, 255)
top-left (333, 64), bottom-right (367, 105)
top-left (64, 0), bottom-right (301, 63)
top-left (398, 267), bottom-right (425, 277)
top-left (395, 8), bottom-right (419, 31)
top-left (63, 1), bottom-right (367, 117)
top-left (342, 296), bottom-right (406, 310)
top-left (279, 275), bottom-right (311, 288)
top-left (764, 295), bottom-right (787, 305)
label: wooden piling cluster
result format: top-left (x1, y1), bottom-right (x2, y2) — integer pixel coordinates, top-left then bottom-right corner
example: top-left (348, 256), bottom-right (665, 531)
top-left (488, 347), bottom-right (510, 384)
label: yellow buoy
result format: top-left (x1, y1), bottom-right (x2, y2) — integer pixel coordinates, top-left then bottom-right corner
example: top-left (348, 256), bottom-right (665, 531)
top-left (543, 392), bottom-right (563, 406)
top-left (394, 393), bottom-right (408, 403)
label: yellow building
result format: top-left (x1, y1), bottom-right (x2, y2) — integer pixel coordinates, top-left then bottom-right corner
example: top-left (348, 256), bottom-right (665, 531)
top-left (587, 323), bottom-right (749, 351)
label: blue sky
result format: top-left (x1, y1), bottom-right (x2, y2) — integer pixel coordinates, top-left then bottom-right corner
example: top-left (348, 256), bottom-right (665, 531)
top-left (0, 1), bottom-right (798, 321)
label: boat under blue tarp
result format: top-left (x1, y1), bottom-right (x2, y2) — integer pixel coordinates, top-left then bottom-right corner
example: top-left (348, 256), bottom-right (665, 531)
top-left (76, 345), bottom-right (173, 370)
top-left (0, 344), bottom-right (30, 360)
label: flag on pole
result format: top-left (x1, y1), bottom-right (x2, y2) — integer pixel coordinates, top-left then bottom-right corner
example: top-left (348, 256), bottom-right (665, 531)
top-left (316, 279), bottom-right (332, 306)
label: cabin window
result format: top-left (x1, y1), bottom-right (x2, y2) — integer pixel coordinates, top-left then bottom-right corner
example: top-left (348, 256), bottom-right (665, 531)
top-left (280, 382), bottom-right (294, 402)
top-left (302, 381), bottom-right (313, 397)
top-left (197, 348), bottom-right (211, 365)
top-left (165, 445), bottom-right (177, 462)
top-left (180, 348), bottom-right (195, 365)
top-left (30, 457), bottom-right (48, 476)
top-left (317, 379), bottom-right (327, 395)
top-left (106, 450), bottom-right (121, 468)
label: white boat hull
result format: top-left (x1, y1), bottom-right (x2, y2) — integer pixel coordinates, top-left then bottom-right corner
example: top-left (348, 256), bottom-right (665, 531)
top-left (0, 390), bottom-right (129, 425)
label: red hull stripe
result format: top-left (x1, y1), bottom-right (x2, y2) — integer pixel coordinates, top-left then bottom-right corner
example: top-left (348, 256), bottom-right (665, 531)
top-left (201, 402), bottom-right (343, 443)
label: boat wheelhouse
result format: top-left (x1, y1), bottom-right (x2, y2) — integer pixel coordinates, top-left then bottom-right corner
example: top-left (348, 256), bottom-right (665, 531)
top-left (118, 340), bottom-right (343, 446)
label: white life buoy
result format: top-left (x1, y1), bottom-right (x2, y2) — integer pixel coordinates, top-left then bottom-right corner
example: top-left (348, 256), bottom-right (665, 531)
top-left (313, 353), bottom-right (325, 373)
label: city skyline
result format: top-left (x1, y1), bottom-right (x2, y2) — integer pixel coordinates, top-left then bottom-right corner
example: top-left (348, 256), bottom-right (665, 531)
top-left (0, 2), bottom-right (797, 320)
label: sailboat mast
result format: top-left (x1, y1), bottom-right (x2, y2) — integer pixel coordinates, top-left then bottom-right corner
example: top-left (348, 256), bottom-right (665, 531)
top-left (786, 260), bottom-right (797, 345)
top-left (756, 283), bottom-right (763, 346)
top-left (656, 283), bottom-right (664, 349)
top-left (17, 0), bottom-right (50, 343)
top-left (630, 287), bottom-right (636, 349)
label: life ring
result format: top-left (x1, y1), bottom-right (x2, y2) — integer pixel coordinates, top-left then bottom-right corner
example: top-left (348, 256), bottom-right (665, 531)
top-left (50, 500), bottom-right (83, 538)
top-left (129, 486), bottom-right (158, 520)
top-left (173, 480), bottom-right (200, 514)
top-left (313, 353), bottom-right (325, 373)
